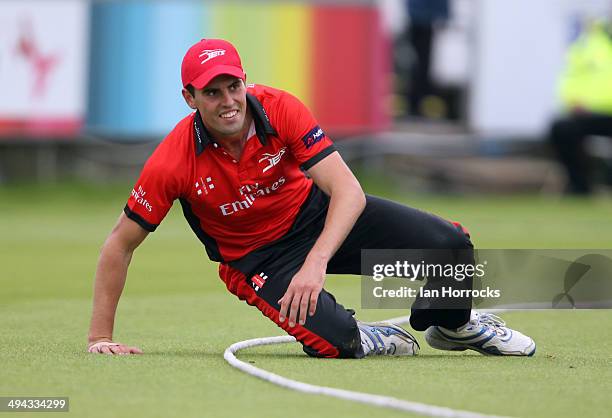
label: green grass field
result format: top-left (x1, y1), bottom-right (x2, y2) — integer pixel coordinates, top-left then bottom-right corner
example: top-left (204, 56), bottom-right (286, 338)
top-left (1, 182), bottom-right (612, 418)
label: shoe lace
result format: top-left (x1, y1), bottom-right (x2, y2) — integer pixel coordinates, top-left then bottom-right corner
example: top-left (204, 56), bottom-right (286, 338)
top-left (476, 312), bottom-right (506, 329)
top-left (361, 325), bottom-right (396, 355)
top-left (377, 331), bottom-right (398, 355)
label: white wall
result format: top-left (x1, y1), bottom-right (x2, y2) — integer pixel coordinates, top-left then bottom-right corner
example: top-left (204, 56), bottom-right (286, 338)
top-left (469, 0), bottom-right (612, 137)
top-left (0, 0), bottom-right (89, 123)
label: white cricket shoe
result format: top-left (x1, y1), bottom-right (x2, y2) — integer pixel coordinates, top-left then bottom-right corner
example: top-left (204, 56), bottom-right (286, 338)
top-left (424, 311), bottom-right (536, 356)
top-left (357, 321), bottom-right (420, 356)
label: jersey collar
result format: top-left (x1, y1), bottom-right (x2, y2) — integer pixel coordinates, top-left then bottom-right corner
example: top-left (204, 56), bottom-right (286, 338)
top-left (193, 93), bottom-right (277, 156)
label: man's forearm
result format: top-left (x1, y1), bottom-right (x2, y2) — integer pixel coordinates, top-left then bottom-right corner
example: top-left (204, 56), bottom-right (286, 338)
top-left (88, 242), bottom-right (132, 344)
top-left (307, 185), bottom-right (366, 264)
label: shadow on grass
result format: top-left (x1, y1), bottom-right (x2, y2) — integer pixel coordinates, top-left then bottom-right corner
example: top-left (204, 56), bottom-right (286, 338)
top-left (144, 351), bottom-right (501, 360)
top-left (143, 350), bottom-right (223, 358)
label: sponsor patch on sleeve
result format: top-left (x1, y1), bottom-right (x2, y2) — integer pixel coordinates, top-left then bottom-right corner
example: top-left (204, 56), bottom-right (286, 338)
top-left (301, 125), bottom-right (325, 149)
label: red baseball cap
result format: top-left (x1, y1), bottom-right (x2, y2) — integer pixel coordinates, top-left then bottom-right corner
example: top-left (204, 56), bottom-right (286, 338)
top-left (181, 38), bottom-right (246, 89)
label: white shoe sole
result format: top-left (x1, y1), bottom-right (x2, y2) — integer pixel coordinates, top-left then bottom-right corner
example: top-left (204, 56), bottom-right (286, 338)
top-left (426, 327), bottom-right (536, 357)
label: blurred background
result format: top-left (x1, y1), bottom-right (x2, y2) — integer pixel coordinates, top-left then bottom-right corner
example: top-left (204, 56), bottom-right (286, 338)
top-left (1, 0), bottom-right (612, 194)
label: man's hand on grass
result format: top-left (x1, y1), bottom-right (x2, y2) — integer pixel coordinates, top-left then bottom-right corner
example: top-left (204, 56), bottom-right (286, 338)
top-left (88, 341), bottom-right (143, 355)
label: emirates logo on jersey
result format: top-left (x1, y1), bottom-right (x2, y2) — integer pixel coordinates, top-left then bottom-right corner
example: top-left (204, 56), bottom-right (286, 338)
top-left (131, 185), bottom-right (153, 212)
top-left (199, 49), bottom-right (226, 64)
top-left (219, 176), bottom-right (286, 216)
top-left (258, 147), bottom-right (287, 173)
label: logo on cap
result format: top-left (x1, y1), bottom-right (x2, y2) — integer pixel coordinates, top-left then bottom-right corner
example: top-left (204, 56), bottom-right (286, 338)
top-left (199, 49), bottom-right (226, 64)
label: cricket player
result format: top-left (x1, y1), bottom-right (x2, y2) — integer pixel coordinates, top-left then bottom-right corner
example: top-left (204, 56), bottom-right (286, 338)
top-left (88, 39), bottom-right (535, 358)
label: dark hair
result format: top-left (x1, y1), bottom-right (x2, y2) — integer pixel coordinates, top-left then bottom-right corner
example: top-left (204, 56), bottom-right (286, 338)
top-left (185, 84), bottom-right (195, 97)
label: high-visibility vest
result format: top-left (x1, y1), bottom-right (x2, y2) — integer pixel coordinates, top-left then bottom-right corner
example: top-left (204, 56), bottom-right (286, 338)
top-left (559, 21), bottom-right (612, 115)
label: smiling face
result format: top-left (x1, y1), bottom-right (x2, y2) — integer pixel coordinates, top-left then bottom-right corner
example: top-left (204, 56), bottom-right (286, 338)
top-left (182, 74), bottom-right (249, 142)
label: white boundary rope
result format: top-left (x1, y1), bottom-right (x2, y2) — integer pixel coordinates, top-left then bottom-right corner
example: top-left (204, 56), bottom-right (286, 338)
top-left (224, 315), bottom-right (511, 418)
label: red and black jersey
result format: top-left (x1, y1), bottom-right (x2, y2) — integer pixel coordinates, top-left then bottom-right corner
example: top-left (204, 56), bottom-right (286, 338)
top-left (124, 84), bottom-right (335, 262)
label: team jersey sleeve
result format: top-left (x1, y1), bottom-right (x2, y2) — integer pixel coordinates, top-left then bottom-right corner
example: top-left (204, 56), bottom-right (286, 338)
top-left (124, 157), bottom-right (182, 232)
top-left (276, 91), bottom-right (336, 170)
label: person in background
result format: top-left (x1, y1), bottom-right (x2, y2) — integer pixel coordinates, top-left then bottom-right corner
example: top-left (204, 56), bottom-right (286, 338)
top-left (549, 19), bottom-right (612, 195)
top-left (404, 0), bottom-right (449, 117)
